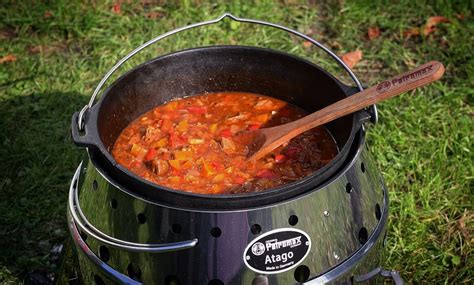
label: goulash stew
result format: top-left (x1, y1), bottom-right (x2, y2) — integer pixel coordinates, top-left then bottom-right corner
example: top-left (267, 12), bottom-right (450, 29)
top-left (112, 92), bottom-right (338, 194)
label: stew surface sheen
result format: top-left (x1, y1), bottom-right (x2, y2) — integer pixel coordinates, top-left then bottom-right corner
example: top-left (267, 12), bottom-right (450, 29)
top-left (112, 92), bottom-right (338, 194)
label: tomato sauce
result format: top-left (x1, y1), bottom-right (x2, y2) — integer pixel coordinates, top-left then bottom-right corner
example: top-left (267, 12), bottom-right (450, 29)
top-left (112, 92), bottom-right (338, 194)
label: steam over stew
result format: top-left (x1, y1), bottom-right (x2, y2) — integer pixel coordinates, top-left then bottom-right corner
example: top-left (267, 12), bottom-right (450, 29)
top-left (112, 92), bottom-right (337, 194)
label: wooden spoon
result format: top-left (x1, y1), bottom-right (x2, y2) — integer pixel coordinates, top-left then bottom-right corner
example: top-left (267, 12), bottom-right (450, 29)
top-left (238, 61), bottom-right (445, 161)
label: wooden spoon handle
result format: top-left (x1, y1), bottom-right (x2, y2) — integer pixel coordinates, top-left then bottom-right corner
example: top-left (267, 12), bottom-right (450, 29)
top-left (286, 61), bottom-right (445, 133)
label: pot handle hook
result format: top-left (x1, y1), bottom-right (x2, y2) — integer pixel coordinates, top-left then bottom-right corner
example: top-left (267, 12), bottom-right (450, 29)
top-left (77, 12), bottom-right (376, 131)
top-left (71, 110), bottom-right (99, 151)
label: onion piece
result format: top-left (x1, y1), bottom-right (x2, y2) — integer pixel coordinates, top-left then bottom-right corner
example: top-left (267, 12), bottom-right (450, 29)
top-left (221, 137), bottom-right (236, 153)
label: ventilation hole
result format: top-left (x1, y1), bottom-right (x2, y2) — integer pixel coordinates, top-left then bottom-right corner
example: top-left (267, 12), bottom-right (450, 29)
top-left (345, 183), bottom-right (353, 193)
top-left (110, 199), bottom-right (118, 209)
top-left (294, 265), bottom-right (310, 282)
top-left (171, 224), bottom-right (182, 234)
top-left (94, 275), bottom-right (105, 285)
top-left (137, 213), bottom-right (146, 224)
top-left (250, 224), bottom-right (262, 235)
top-left (210, 227), bottom-right (222, 237)
top-left (99, 245), bottom-right (110, 263)
top-left (127, 263), bottom-right (142, 282)
top-left (92, 180), bottom-right (98, 190)
top-left (375, 203), bottom-right (382, 220)
top-left (361, 162), bottom-right (366, 173)
top-left (208, 279), bottom-right (224, 285)
top-left (358, 227), bottom-right (368, 244)
top-left (165, 275), bottom-right (180, 285)
top-left (79, 231), bottom-right (88, 241)
top-left (289, 215), bottom-right (298, 226)
top-left (252, 276), bottom-right (269, 285)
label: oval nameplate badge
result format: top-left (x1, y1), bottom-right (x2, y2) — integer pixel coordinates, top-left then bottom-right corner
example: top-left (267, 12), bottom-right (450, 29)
top-left (243, 228), bottom-right (311, 274)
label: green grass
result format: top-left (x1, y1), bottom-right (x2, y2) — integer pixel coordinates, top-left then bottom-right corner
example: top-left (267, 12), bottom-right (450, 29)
top-left (0, 0), bottom-right (472, 283)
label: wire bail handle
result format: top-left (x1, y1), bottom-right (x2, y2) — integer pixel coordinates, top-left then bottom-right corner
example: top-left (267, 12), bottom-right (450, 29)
top-left (77, 12), bottom-right (373, 131)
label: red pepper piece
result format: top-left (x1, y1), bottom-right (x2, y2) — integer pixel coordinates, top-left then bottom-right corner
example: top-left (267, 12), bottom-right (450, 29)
top-left (187, 106), bottom-right (207, 115)
top-left (144, 148), bottom-right (156, 161)
top-left (274, 154), bottom-right (286, 163)
top-left (220, 129), bottom-right (232, 138)
top-left (211, 162), bottom-right (225, 171)
top-left (132, 161), bottom-right (141, 168)
top-left (233, 176), bottom-right (246, 184)
top-left (247, 123), bottom-right (261, 131)
top-left (256, 169), bottom-right (278, 179)
top-left (170, 133), bottom-right (186, 148)
top-left (161, 119), bottom-right (173, 133)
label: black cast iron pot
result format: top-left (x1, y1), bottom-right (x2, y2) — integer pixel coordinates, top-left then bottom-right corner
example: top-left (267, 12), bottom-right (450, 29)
top-left (71, 46), bottom-right (372, 210)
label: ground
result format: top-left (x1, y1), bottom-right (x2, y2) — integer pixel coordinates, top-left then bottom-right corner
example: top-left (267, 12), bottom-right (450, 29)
top-left (0, 0), bottom-right (472, 284)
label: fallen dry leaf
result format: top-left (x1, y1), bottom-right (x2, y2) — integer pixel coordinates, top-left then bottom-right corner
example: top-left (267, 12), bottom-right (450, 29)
top-left (423, 16), bottom-right (450, 36)
top-left (145, 11), bottom-right (163, 19)
top-left (0, 54), bottom-right (17, 64)
top-left (302, 41), bottom-right (312, 48)
top-left (44, 10), bottom-right (53, 18)
top-left (28, 46), bottom-right (43, 54)
top-left (457, 211), bottom-right (471, 240)
top-left (403, 27), bottom-right (420, 39)
top-left (0, 28), bottom-right (16, 40)
top-left (367, 27), bottom-right (380, 40)
top-left (340, 50), bottom-right (362, 69)
top-left (28, 42), bottom-right (67, 55)
top-left (112, 3), bottom-right (121, 14)
top-left (455, 13), bottom-right (465, 20)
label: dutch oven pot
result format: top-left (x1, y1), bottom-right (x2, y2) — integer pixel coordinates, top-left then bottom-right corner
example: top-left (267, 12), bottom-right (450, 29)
top-left (71, 18), bottom-right (376, 211)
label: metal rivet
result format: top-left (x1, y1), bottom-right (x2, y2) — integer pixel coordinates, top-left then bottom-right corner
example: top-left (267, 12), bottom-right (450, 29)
top-left (323, 211), bottom-right (329, 217)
